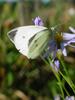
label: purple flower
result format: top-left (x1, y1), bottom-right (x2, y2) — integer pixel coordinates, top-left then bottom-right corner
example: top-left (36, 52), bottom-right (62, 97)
top-left (43, 26), bottom-right (75, 71)
top-left (65, 96), bottom-right (75, 100)
top-left (45, 27), bottom-right (75, 59)
top-left (33, 16), bottom-right (44, 26)
top-left (50, 59), bottom-right (60, 72)
top-left (54, 60), bottom-right (60, 69)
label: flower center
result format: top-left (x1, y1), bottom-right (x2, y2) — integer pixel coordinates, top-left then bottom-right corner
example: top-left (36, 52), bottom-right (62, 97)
top-left (54, 33), bottom-right (63, 43)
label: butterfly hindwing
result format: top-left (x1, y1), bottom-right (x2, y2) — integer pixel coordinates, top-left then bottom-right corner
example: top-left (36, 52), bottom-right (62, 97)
top-left (28, 29), bottom-right (50, 59)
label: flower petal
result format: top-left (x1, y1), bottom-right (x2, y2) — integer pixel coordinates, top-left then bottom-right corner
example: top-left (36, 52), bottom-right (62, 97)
top-left (48, 40), bottom-right (57, 51)
top-left (65, 96), bottom-right (75, 100)
top-left (60, 42), bottom-right (67, 56)
top-left (54, 60), bottom-right (60, 69)
top-left (63, 33), bottom-right (75, 40)
top-left (62, 48), bottom-right (67, 56)
top-left (33, 16), bottom-right (44, 26)
top-left (63, 39), bottom-right (75, 46)
top-left (50, 60), bottom-right (60, 72)
top-left (69, 26), bottom-right (75, 33)
top-left (53, 46), bottom-right (58, 59)
top-left (49, 40), bottom-right (58, 59)
top-left (43, 40), bottom-right (58, 59)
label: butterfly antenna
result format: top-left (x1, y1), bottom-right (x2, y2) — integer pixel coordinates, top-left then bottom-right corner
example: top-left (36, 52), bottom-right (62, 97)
top-left (50, 22), bottom-right (66, 31)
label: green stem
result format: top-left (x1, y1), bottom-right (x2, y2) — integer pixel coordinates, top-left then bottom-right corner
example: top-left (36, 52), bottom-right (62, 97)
top-left (41, 56), bottom-right (74, 99)
top-left (60, 60), bottom-right (68, 76)
top-left (59, 71), bottom-right (75, 93)
top-left (63, 85), bottom-right (70, 96)
top-left (48, 58), bottom-right (64, 99)
top-left (59, 59), bottom-right (75, 92)
top-left (41, 56), bottom-right (64, 99)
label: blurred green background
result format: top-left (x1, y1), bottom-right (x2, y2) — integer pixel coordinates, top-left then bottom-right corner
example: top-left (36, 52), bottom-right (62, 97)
top-left (0, 0), bottom-right (75, 100)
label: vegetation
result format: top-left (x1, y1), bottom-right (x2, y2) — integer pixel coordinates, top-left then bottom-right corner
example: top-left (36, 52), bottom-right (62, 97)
top-left (0, 0), bottom-right (75, 99)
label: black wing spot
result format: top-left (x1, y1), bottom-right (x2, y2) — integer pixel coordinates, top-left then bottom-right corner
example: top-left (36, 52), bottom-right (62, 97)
top-left (8, 29), bottom-right (17, 41)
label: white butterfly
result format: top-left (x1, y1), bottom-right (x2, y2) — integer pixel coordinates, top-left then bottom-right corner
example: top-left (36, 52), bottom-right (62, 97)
top-left (7, 25), bottom-right (50, 59)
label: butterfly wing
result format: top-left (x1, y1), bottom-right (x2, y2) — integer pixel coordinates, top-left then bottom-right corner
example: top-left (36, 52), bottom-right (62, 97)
top-left (7, 25), bottom-right (49, 59)
top-left (28, 29), bottom-right (50, 59)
